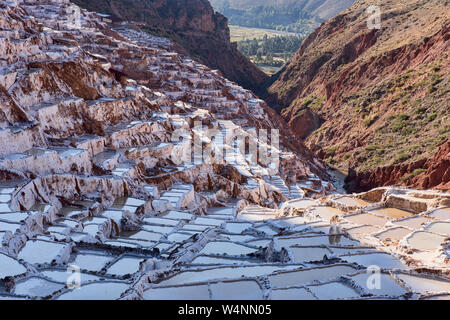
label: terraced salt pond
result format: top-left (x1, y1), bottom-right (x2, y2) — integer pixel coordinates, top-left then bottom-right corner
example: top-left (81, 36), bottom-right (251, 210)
top-left (406, 232), bottom-right (446, 251)
top-left (425, 221), bottom-right (450, 236)
top-left (1, 178), bottom-right (449, 300)
top-left (369, 208), bottom-right (414, 219)
top-left (18, 240), bottom-right (66, 264)
top-left (333, 197), bottom-right (371, 208)
top-left (56, 282), bottom-right (130, 300)
top-left (199, 241), bottom-right (259, 255)
top-left (268, 265), bottom-right (357, 288)
top-left (157, 265), bottom-right (302, 286)
top-left (0, 253), bottom-right (27, 278)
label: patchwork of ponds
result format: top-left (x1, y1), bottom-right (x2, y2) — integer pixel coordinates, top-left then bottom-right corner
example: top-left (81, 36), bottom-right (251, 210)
top-left (1, 191), bottom-right (449, 300)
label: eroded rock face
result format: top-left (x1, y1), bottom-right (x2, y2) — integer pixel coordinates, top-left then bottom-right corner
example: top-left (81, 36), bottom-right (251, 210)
top-left (346, 141), bottom-right (450, 192)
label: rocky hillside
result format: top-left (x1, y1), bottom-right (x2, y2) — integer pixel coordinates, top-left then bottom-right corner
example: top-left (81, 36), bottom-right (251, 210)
top-left (265, 0), bottom-right (450, 191)
top-left (70, 0), bottom-right (267, 92)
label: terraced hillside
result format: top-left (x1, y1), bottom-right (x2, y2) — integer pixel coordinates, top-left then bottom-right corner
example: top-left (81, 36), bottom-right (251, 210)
top-left (70, 0), bottom-right (268, 93)
top-left (0, 0), bottom-right (449, 301)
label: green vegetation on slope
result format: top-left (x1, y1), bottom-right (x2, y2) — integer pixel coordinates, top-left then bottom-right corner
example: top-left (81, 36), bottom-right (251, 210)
top-left (235, 33), bottom-right (304, 74)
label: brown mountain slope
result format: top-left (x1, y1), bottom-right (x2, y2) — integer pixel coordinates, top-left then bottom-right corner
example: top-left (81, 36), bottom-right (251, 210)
top-left (266, 0), bottom-right (450, 191)
top-left (71, 0), bottom-right (267, 92)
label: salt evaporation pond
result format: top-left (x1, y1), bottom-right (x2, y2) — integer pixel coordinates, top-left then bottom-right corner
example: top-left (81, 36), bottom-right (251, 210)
top-left (57, 282), bottom-right (129, 300)
top-left (18, 240), bottom-right (66, 264)
top-left (270, 288), bottom-right (316, 300)
top-left (107, 257), bottom-right (144, 276)
top-left (199, 241), bottom-right (259, 255)
top-left (308, 282), bottom-right (360, 300)
top-left (0, 253), bottom-right (27, 278)
top-left (143, 285), bottom-right (210, 300)
top-left (157, 265), bottom-right (301, 286)
top-left (406, 231), bottom-right (446, 251)
top-left (13, 277), bottom-right (63, 297)
top-left (268, 265), bottom-right (357, 288)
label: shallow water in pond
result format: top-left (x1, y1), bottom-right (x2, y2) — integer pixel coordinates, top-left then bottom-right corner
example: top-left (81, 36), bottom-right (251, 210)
top-left (143, 217), bottom-right (179, 226)
top-left (82, 224), bottom-right (99, 236)
top-left (238, 213), bottom-right (276, 222)
top-left (334, 197), bottom-right (371, 207)
top-left (181, 224), bottom-right (210, 232)
top-left (143, 225), bottom-right (174, 234)
top-left (121, 230), bottom-right (163, 242)
top-left (247, 239), bottom-right (272, 247)
top-left (396, 273), bottom-right (450, 294)
top-left (207, 207), bottom-right (235, 215)
top-left (0, 253), bottom-right (27, 278)
top-left (270, 287), bottom-right (316, 300)
top-left (0, 203), bottom-right (12, 212)
top-left (376, 227), bottom-right (411, 242)
top-left (13, 277), bottom-right (63, 297)
top-left (81, 217), bottom-right (107, 224)
top-left (425, 222), bottom-right (450, 236)
top-left (191, 256), bottom-right (260, 265)
top-left (341, 253), bottom-right (407, 269)
top-left (221, 234), bottom-right (256, 243)
top-left (255, 225), bottom-right (278, 236)
top-left (289, 247), bottom-right (332, 262)
top-left (192, 217), bottom-right (224, 226)
top-left (286, 199), bottom-right (317, 209)
top-left (407, 231), bottom-right (446, 251)
top-left (72, 253), bottom-right (113, 271)
top-left (308, 282), bottom-right (360, 300)
top-left (0, 221), bottom-right (20, 232)
top-left (167, 232), bottom-right (195, 243)
top-left (275, 235), bottom-right (358, 249)
top-left (59, 207), bottom-right (84, 218)
top-left (369, 208), bottom-right (413, 219)
top-left (210, 280), bottom-right (263, 300)
top-left (345, 213), bottom-right (388, 227)
top-left (351, 273), bottom-right (407, 296)
top-left (41, 270), bottom-right (100, 283)
top-left (112, 197), bottom-right (145, 208)
top-left (346, 225), bottom-right (380, 237)
top-left (268, 265), bottom-right (357, 288)
top-left (157, 265), bottom-right (300, 286)
top-left (309, 207), bottom-right (344, 221)
top-left (18, 240), bottom-right (65, 264)
top-left (160, 211), bottom-right (193, 220)
top-left (394, 216), bottom-right (431, 229)
top-left (57, 282), bottom-right (129, 300)
top-left (423, 295), bottom-right (450, 300)
top-left (106, 257), bottom-right (143, 276)
top-left (143, 285), bottom-right (210, 300)
top-left (428, 208), bottom-right (450, 220)
top-left (225, 222), bottom-right (252, 234)
top-left (101, 210), bottom-right (123, 223)
top-left (0, 194), bottom-right (11, 202)
top-left (0, 211), bottom-right (28, 222)
top-left (199, 241), bottom-right (258, 256)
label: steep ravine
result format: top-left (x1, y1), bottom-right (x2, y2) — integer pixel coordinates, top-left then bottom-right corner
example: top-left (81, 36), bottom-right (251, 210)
top-left (265, 0), bottom-right (450, 192)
